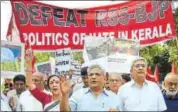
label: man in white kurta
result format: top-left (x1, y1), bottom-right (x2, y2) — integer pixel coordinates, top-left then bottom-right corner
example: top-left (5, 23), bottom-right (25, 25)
top-left (117, 57), bottom-right (167, 111)
top-left (19, 90), bottom-right (43, 111)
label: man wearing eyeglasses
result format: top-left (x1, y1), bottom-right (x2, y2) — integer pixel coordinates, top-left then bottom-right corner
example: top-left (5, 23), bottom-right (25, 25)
top-left (60, 64), bottom-right (118, 111)
top-left (162, 72), bottom-right (178, 111)
top-left (117, 57), bottom-right (167, 111)
top-left (18, 72), bottom-right (45, 111)
top-left (108, 72), bottom-right (123, 94)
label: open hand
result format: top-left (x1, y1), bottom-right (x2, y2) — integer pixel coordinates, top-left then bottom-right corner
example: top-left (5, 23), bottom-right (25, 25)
top-left (25, 48), bottom-right (34, 66)
top-left (59, 75), bottom-right (75, 96)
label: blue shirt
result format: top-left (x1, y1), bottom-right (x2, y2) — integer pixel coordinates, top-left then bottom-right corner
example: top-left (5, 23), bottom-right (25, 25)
top-left (163, 92), bottom-right (178, 111)
top-left (69, 88), bottom-right (118, 111)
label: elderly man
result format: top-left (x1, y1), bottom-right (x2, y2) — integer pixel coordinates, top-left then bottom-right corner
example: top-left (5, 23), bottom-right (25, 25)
top-left (19, 72), bottom-right (46, 111)
top-left (108, 72), bottom-right (122, 94)
top-left (162, 73), bottom-right (178, 111)
top-left (60, 64), bottom-right (118, 111)
top-left (117, 57), bottom-right (167, 111)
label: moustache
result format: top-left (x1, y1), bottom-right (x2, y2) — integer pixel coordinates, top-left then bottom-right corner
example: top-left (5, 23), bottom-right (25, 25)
top-left (166, 89), bottom-right (178, 98)
top-left (137, 71), bottom-right (144, 73)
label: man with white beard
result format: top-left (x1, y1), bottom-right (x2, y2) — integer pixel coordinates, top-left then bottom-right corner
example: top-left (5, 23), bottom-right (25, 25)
top-left (162, 73), bottom-right (178, 111)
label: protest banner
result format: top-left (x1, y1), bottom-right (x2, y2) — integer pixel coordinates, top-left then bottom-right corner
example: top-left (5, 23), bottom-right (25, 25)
top-left (83, 37), bottom-right (139, 73)
top-left (70, 75), bottom-right (82, 84)
top-left (1, 40), bottom-right (25, 78)
top-left (71, 50), bottom-right (84, 64)
top-left (35, 61), bottom-right (52, 75)
top-left (113, 38), bottom-right (140, 56)
top-left (34, 50), bottom-right (55, 64)
top-left (82, 56), bottom-right (109, 72)
top-left (84, 36), bottom-right (140, 61)
top-left (84, 37), bottom-right (114, 61)
top-left (55, 48), bottom-right (72, 75)
top-left (107, 54), bottom-right (138, 73)
top-left (71, 60), bottom-right (82, 76)
top-left (10, 1), bottom-right (176, 50)
top-left (83, 54), bottom-right (137, 73)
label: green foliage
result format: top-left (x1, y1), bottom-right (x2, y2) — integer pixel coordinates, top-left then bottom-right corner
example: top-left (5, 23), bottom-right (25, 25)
top-left (140, 7), bottom-right (178, 81)
top-left (140, 45), bottom-right (168, 65)
top-left (34, 52), bottom-right (55, 63)
top-left (72, 51), bottom-right (84, 64)
top-left (173, 7), bottom-right (178, 36)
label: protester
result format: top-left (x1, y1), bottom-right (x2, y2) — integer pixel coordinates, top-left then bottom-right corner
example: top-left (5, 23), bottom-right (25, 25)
top-left (60, 64), bottom-right (118, 111)
top-left (19, 72), bottom-right (46, 111)
top-left (117, 57), bottom-right (167, 111)
top-left (108, 72), bottom-right (122, 94)
top-left (162, 73), bottom-right (178, 111)
top-left (8, 74), bottom-right (26, 111)
top-left (25, 49), bottom-right (62, 111)
top-left (121, 73), bottom-right (131, 84)
top-left (1, 86), bottom-right (11, 111)
top-left (1, 98), bottom-right (12, 111)
top-left (1, 86), bottom-right (10, 102)
top-left (73, 66), bottom-right (89, 92)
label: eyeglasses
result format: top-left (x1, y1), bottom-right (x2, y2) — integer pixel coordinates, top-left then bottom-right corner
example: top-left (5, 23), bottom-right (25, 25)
top-left (88, 73), bottom-right (102, 77)
top-left (109, 79), bottom-right (121, 83)
top-left (168, 82), bottom-right (178, 87)
top-left (32, 79), bottom-right (41, 84)
top-left (134, 64), bottom-right (146, 69)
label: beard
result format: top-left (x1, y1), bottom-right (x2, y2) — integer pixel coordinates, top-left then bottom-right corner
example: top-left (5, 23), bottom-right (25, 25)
top-left (165, 88), bottom-right (178, 99)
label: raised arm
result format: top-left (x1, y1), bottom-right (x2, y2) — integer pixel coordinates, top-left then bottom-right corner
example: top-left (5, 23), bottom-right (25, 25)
top-left (59, 75), bottom-right (74, 111)
top-left (25, 49), bottom-right (36, 90)
top-left (25, 49), bottom-right (50, 106)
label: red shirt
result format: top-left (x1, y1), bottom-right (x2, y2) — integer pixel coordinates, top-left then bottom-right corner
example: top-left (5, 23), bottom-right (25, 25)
top-left (30, 87), bottom-right (52, 108)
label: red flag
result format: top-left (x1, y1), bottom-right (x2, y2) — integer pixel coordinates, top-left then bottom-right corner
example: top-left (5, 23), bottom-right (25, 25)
top-left (171, 60), bottom-right (177, 74)
top-left (146, 66), bottom-right (156, 83)
top-left (6, 14), bottom-right (13, 41)
top-left (147, 66), bottom-right (153, 75)
top-left (154, 65), bottom-right (160, 83)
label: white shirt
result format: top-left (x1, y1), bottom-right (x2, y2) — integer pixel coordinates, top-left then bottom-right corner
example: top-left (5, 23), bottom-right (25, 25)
top-left (1, 98), bottom-right (11, 111)
top-left (1, 92), bottom-right (9, 102)
top-left (117, 80), bottom-right (167, 111)
top-left (19, 90), bottom-right (43, 111)
top-left (7, 89), bottom-right (22, 111)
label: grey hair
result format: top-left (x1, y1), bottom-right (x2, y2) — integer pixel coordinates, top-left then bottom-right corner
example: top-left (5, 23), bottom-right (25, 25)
top-left (130, 57), bottom-right (147, 71)
top-left (164, 72), bottom-right (178, 81)
top-left (108, 72), bottom-right (122, 80)
top-left (88, 64), bottom-right (105, 76)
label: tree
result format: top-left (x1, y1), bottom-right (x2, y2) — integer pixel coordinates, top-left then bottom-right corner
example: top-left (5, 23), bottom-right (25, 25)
top-left (140, 6), bottom-right (178, 82)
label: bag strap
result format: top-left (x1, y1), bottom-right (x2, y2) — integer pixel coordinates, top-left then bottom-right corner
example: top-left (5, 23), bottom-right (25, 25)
top-left (44, 100), bottom-right (59, 111)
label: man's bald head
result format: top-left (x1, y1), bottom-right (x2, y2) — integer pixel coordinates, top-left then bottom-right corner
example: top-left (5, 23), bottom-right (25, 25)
top-left (164, 73), bottom-right (178, 81)
top-left (32, 72), bottom-right (45, 90)
top-left (32, 72), bottom-right (44, 81)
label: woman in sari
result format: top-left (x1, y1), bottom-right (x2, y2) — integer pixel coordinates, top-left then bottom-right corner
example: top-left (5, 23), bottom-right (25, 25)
top-left (25, 49), bottom-right (62, 111)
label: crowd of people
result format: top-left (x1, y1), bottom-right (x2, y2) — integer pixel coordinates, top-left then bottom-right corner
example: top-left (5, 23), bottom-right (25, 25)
top-left (1, 49), bottom-right (178, 111)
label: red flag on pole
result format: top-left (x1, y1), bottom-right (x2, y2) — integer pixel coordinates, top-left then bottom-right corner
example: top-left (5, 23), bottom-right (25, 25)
top-left (146, 66), bottom-right (156, 83)
top-left (154, 64), bottom-right (160, 83)
top-left (171, 60), bottom-right (177, 74)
